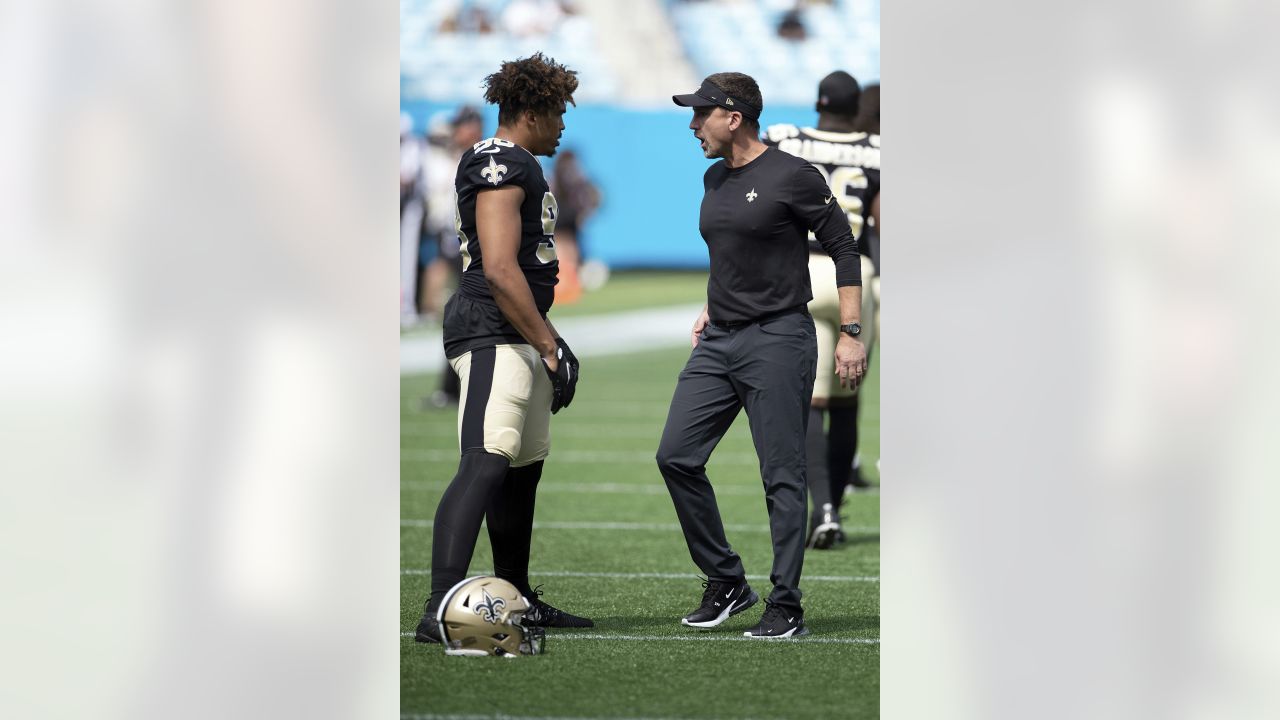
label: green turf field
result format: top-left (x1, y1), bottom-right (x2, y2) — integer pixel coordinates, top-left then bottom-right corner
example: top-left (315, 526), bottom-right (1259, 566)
top-left (401, 338), bottom-right (880, 719)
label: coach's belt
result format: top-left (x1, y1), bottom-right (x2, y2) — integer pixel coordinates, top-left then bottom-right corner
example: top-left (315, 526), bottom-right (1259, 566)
top-left (710, 306), bottom-right (807, 330)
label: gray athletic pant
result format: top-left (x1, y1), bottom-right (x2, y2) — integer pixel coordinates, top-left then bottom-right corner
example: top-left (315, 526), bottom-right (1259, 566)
top-left (655, 308), bottom-right (817, 612)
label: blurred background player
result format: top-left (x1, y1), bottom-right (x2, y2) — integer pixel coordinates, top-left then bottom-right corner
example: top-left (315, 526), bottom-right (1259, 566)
top-left (401, 113), bottom-right (426, 328)
top-left (852, 82), bottom-right (880, 484)
top-left (549, 148), bottom-right (600, 304)
top-left (421, 106), bottom-right (484, 322)
top-left (763, 70), bottom-right (880, 549)
top-left (421, 107), bottom-right (486, 408)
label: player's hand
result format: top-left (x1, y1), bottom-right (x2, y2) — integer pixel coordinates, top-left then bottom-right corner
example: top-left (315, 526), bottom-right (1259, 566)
top-left (691, 307), bottom-right (710, 347)
top-left (541, 345), bottom-right (576, 414)
top-left (835, 335), bottom-right (868, 391)
top-left (555, 338), bottom-right (579, 408)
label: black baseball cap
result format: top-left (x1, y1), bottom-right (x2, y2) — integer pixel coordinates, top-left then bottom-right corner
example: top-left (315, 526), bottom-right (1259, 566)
top-left (672, 78), bottom-right (761, 120)
top-left (816, 71), bottom-right (860, 115)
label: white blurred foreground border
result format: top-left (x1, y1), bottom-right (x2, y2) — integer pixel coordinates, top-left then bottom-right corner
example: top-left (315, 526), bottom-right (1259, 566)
top-left (0, 1), bottom-right (398, 718)
top-left (887, 0), bottom-right (1280, 718)
top-left (2, 1), bottom-right (1280, 719)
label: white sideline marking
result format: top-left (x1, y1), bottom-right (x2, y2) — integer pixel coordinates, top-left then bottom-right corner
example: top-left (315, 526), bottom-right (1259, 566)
top-left (399, 519), bottom-right (879, 534)
top-left (402, 303), bottom-right (704, 374)
top-left (399, 631), bottom-right (877, 646)
top-left (402, 480), bottom-right (761, 497)
top-left (402, 449), bottom-right (759, 466)
top-left (399, 569), bottom-right (879, 583)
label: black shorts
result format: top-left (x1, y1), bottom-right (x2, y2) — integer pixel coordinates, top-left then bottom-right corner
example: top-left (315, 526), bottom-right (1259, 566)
top-left (442, 292), bottom-right (533, 360)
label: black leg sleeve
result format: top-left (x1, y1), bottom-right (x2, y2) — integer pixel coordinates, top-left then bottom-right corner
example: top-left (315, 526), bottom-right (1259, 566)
top-left (487, 460), bottom-right (543, 598)
top-left (805, 406), bottom-right (833, 521)
top-left (827, 399), bottom-right (859, 513)
top-left (425, 450), bottom-right (510, 614)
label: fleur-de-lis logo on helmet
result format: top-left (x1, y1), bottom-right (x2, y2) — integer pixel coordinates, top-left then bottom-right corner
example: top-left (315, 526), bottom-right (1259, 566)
top-left (480, 155), bottom-right (508, 185)
top-left (473, 588), bottom-right (507, 623)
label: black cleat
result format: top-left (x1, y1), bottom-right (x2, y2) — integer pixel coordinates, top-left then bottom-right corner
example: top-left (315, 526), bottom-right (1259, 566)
top-left (681, 578), bottom-right (758, 628)
top-left (807, 503), bottom-right (841, 550)
top-left (743, 602), bottom-right (809, 639)
top-left (414, 614), bottom-right (442, 644)
top-left (524, 586), bottom-right (594, 628)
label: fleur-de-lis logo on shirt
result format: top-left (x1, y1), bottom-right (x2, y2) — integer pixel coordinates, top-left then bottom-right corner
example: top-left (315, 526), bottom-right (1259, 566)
top-left (481, 155), bottom-right (507, 185)
top-left (746, 188), bottom-right (758, 202)
top-left (473, 589), bottom-right (506, 623)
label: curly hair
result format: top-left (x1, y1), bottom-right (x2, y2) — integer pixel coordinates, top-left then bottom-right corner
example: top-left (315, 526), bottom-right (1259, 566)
top-left (483, 53), bottom-right (579, 126)
top-left (706, 72), bottom-right (763, 131)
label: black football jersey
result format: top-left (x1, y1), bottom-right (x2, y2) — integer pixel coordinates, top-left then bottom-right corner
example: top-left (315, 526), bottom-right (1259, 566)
top-left (444, 137), bottom-right (560, 357)
top-left (763, 125), bottom-right (880, 256)
top-left (698, 147), bottom-right (860, 324)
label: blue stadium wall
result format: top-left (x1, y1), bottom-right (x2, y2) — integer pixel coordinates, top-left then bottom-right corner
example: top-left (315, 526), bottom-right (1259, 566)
top-left (402, 101), bottom-right (816, 270)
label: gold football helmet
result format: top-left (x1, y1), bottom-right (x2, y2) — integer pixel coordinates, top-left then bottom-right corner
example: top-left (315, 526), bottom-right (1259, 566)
top-left (437, 576), bottom-right (545, 657)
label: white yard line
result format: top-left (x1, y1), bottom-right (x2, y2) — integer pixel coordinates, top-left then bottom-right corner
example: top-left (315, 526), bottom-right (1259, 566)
top-left (403, 424), bottom-right (669, 439)
top-left (399, 519), bottom-right (879, 534)
top-left (402, 480), bottom-right (762, 496)
top-left (403, 448), bottom-right (759, 465)
top-left (403, 477), bottom-right (879, 498)
top-left (399, 631), bottom-right (878, 646)
top-left (399, 568), bottom-right (879, 582)
top-left (404, 707), bottom-right (752, 712)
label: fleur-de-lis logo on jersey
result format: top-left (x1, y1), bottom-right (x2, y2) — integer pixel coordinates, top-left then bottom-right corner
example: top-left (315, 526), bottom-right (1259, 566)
top-left (746, 188), bottom-right (758, 203)
top-left (473, 589), bottom-right (506, 623)
top-left (481, 155), bottom-right (507, 185)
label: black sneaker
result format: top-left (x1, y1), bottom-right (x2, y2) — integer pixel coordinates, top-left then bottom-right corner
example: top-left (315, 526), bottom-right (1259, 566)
top-left (414, 613), bottom-right (442, 644)
top-left (681, 578), bottom-right (758, 628)
top-left (743, 602), bottom-right (809, 639)
top-left (807, 502), bottom-right (841, 550)
top-left (523, 586), bottom-right (594, 628)
top-left (849, 465), bottom-right (871, 490)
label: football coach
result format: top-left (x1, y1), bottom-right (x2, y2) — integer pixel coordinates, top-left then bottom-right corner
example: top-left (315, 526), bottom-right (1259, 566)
top-left (656, 72), bottom-right (867, 639)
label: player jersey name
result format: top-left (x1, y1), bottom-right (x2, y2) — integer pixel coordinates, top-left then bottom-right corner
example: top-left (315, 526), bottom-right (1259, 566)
top-left (776, 138), bottom-right (880, 170)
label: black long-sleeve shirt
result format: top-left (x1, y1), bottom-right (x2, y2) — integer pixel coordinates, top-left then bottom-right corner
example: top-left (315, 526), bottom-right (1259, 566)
top-left (699, 146), bottom-right (859, 323)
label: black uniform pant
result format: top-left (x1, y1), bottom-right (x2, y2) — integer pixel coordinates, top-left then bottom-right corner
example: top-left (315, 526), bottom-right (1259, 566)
top-left (655, 308), bottom-right (817, 612)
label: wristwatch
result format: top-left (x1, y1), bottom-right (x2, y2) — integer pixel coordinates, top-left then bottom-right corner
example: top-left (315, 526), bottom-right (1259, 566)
top-left (840, 323), bottom-right (862, 338)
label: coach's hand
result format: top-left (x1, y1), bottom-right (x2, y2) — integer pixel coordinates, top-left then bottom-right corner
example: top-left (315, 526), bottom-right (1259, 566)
top-left (835, 335), bottom-right (868, 391)
top-left (542, 344), bottom-right (577, 414)
top-left (691, 306), bottom-right (710, 348)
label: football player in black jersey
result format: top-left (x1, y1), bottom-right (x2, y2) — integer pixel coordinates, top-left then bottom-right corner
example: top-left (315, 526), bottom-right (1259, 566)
top-left (660, 72), bottom-right (867, 639)
top-left (764, 71), bottom-right (881, 549)
top-left (416, 54), bottom-right (592, 645)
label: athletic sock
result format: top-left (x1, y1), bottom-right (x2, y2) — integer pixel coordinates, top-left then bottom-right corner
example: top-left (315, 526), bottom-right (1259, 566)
top-left (488, 460), bottom-right (544, 598)
top-left (827, 400), bottom-right (859, 512)
top-left (805, 406), bottom-right (832, 520)
top-left (424, 450), bottom-right (510, 615)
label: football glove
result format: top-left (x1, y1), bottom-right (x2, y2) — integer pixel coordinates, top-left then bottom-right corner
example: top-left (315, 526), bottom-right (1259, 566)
top-left (541, 343), bottom-right (578, 414)
top-left (555, 338), bottom-right (579, 407)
